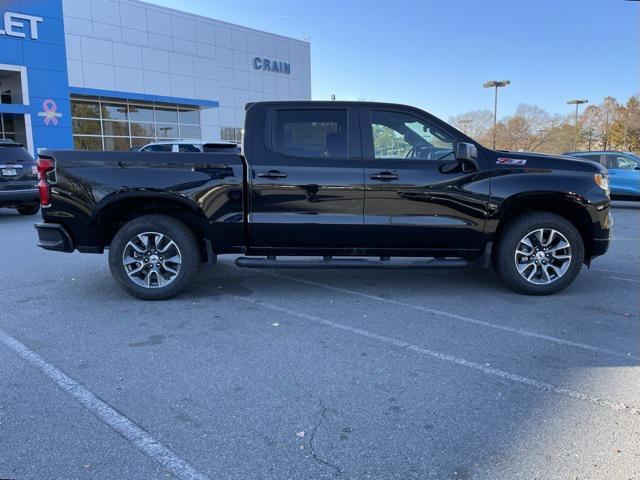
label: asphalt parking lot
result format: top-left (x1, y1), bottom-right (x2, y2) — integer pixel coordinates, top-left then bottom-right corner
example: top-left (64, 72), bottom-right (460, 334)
top-left (0, 203), bottom-right (638, 480)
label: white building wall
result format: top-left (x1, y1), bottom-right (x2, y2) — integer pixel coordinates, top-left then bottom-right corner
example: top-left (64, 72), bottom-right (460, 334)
top-left (61, 0), bottom-right (311, 141)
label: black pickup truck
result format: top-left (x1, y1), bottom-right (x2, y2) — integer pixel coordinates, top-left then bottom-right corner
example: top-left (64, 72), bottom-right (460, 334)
top-left (34, 101), bottom-right (612, 299)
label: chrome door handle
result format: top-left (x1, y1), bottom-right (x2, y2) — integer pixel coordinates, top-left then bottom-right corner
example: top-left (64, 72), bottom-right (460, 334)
top-left (370, 172), bottom-right (399, 181)
top-left (258, 170), bottom-right (288, 179)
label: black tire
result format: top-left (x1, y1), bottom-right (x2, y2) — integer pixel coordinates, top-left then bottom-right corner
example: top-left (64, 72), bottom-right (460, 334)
top-left (108, 215), bottom-right (201, 300)
top-left (494, 212), bottom-right (584, 295)
top-left (17, 204), bottom-right (40, 215)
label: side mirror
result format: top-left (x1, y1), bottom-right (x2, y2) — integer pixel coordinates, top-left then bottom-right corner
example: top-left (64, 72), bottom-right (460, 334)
top-left (455, 142), bottom-right (479, 171)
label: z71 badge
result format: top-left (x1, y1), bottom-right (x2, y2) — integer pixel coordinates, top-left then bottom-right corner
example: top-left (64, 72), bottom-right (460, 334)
top-left (496, 157), bottom-right (527, 166)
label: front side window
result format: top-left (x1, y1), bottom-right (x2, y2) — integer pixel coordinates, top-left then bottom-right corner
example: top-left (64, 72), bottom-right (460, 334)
top-left (371, 110), bottom-right (454, 160)
top-left (273, 109), bottom-right (348, 159)
top-left (606, 155), bottom-right (639, 170)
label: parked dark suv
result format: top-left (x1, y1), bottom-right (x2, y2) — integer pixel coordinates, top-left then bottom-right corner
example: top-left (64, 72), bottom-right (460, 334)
top-left (0, 140), bottom-right (40, 215)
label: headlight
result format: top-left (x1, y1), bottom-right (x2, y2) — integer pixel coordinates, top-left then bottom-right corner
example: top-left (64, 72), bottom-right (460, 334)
top-left (594, 173), bottom-right (609, 194)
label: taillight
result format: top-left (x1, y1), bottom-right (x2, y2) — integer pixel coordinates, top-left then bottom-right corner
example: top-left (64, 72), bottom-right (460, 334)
top-left (37, 157), bottom-right (55, 207)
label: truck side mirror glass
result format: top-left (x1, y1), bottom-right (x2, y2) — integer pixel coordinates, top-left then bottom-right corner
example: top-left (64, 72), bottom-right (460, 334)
top-left (456, 142), bottom-right (477, 161)
top-left (455, 142), bottom-right (479, 171)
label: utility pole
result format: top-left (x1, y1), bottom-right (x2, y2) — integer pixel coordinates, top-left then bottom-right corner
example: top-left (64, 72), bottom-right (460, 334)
top-left (567, 99), bottom-right (588, 151)
top-left (483, 80), bottom-right (510, 149)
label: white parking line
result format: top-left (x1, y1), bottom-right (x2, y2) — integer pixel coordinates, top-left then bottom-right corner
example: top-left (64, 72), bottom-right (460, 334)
top-left (0, 328), bottom-right (211, 480)
top-left (230, 296), bottom-right (639, 416)
top-left (606, 276), bottom-right (639, 283)
top-left (258, 272), bottom-right (639, 362)
top-left (593, 268), bottom-right (639, 277)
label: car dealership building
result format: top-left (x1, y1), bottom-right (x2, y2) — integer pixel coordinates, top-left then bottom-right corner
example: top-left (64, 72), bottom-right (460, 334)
top-left (0, 0), bottom-right (311, 154)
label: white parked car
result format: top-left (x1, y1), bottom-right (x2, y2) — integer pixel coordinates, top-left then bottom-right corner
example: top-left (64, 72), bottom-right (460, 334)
top-left (137, 140), bottom-right (237, 153)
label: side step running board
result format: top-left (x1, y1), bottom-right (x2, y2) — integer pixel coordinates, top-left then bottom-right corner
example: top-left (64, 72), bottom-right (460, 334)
top-left (235, 256), bottom-right (469, 269)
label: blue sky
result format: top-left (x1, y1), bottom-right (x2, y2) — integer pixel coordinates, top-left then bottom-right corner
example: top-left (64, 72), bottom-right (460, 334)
top-left (148, 0), bottom-right (639, 120)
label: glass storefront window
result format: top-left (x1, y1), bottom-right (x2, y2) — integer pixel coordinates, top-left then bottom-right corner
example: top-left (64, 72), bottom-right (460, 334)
top-left (155, 108), bottom-right (178, 124)
top-left (179, 125), bottom-right (201, 139)
top-left (74, 136), bottom-right (103, 150)
top-left (71, 96), bottom-right (203, 151)
top-left (101, 103), bottom-right (128, 121)
top-left (72, 101), bottom-right (100, 119)
top-left (179, 109), bottom-right (199, 124)
top-left (1, 113), bottom-right (25, 144)
top-left (72, 119), bottom-right (102, 135)
top-left (130, 122), bottom-right (155, 137)
top-left (3, 114), bottom-right (15, 132)
top-left (156, 123), bottom-right (178, 138)
top-left (221, 127), bottom-right (243, 144)
top-left (131, 138), bottom-right (155, 148)
top-left (102, 120), bottom-right (129, 137)
top-left (103, 137), bottom-right (132, 151)
top-left (129, 105), bottom-right (154, 122)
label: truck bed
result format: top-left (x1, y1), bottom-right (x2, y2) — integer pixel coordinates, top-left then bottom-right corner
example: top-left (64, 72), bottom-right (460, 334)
top-left (40, 150), bottom-right (246, 253)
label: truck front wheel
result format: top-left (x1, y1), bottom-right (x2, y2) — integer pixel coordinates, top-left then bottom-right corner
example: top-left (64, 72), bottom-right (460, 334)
top-left (108, 215), bottom-right (201, 300)
top-left (495, 212), bottom-right (584, 295)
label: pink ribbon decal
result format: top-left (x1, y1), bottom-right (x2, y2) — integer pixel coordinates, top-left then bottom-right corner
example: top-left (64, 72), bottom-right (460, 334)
top-left (38, 99), bottom-right (63, 126)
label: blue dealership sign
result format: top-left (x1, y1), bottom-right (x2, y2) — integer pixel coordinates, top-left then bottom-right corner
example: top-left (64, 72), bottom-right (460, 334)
top-left (0, 0), bottom-right (71, 152)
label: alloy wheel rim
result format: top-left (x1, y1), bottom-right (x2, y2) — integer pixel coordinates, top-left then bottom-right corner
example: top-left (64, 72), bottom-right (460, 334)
top-left (514, 228), bottom-right (572, 285)
top-left (122, 232), bottom-right (182, 288)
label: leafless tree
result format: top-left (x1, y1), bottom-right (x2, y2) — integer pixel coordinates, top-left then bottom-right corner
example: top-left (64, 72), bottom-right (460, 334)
top-left (450, 95), bottom-right (639, 154)
top-left (450, 110), bottom-right (494, 143)
top-left (494, 104), bottom-right (560, 152)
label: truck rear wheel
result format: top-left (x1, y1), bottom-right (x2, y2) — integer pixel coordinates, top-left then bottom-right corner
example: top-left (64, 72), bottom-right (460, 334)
top-left (495, 212), bottom-right (584, 295)
top-left (108, 215), bottom-right (201, 300)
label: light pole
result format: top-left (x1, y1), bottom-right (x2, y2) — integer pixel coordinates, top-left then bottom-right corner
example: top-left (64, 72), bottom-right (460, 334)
top-left (567, 99), bottom-right (588, 151)
top-left (483, 80), bottom-right (510, 149)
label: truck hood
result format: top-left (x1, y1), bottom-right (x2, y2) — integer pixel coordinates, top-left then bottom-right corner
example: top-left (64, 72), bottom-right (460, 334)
top-left (494, 150), bottom-right (607, 174)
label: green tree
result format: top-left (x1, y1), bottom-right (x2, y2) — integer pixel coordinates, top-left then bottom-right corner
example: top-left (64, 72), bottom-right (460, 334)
top-left (609, 95), bottom-right (640, 152)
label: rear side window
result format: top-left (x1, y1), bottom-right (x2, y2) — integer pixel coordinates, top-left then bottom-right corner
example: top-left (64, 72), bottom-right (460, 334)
top-left (273, 109), bottom-right (347, 159)
top-left (178, 144), bottom-right (201, 152)
top-left (144, 144), bottom-right (172, 152)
